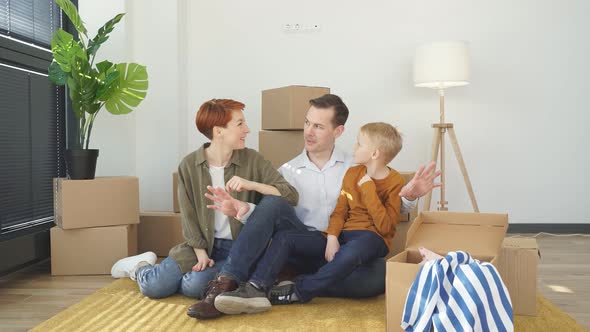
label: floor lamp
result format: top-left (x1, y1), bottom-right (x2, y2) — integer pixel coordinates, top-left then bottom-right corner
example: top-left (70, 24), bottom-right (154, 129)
top-left (413, 41), bottom-right (479, 212)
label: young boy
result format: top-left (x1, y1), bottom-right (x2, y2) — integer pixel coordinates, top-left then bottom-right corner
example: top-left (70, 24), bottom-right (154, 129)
top-left (323, 122), bottom-right (405, 267)
top-left (213, 122), bottom-right (408, 314)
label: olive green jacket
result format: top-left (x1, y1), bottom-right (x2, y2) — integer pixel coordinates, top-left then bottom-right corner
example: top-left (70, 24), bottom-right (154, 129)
top-left (168, 143), bottom-right (299, 273)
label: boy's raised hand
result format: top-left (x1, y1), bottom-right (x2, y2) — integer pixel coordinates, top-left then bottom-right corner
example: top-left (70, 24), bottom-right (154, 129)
top-left (325, 235), bottom-right (340, 262)
top-left (399, 162), bottom-right (442, 200)
top-left (205, 185), bottom-right (250, 220)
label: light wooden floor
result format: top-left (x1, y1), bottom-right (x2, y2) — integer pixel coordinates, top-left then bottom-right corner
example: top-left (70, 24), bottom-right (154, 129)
top-left (0, 234), bottom-right (588, 331)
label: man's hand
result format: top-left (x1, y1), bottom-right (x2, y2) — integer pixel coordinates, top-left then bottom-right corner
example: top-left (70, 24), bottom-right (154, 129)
top-left (358, 174), bottom-right (372, 186)
top-left (226, 176), bottom-right (255, 193)
top-left (205, 186), bottom-right (251, 220)
top-left (399, 162), bottom-right (442, 200)
top-left (325, 235), bottom-right (340, 262)
top-left (193, 248), bottom-right (215, 271)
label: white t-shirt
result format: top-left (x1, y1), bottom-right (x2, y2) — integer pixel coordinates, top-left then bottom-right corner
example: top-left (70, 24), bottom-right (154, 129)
top-left (209, 165), bottom-right (232, 240)
top-left (209, 165), bottom-right (256, 240)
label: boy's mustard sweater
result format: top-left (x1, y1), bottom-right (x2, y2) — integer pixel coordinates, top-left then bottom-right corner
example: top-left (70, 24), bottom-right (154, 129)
top-left (326, 165), bottom-right (405, 251)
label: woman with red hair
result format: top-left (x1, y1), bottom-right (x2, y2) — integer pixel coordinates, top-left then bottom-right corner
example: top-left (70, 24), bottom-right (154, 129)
top-left (111, 99), bottom-right (299, 302)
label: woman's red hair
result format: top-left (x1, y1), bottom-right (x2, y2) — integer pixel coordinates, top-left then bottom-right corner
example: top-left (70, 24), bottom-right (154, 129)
top-left (196, 99), bottom-right (245, 139)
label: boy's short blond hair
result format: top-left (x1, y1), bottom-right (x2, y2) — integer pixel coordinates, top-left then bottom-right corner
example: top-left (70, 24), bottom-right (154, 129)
top-left (360, 122), bottom-right (402, 164)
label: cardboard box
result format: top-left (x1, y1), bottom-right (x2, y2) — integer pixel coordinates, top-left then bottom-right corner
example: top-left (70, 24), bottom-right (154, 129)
top-left (173, 172), bottom-right (180, 213)
top-left (54, 176), bottom-right (139, 229)
top-left (259, 130), bottom-right (305, 168)
top-left (389, 171), bottom-right (418, 257)
top-left (389, 220), bottom-right (413, 259)
top-left (495, 237), bottom-right (540, 316)
top-left (50, 225), bottom-right (138, 276)
top-left (138, 212), bottom-right (184, 256)
top-left (386, 211), bottom-right (508, 332)
top-left (262, 85), bottom-right (330, 130)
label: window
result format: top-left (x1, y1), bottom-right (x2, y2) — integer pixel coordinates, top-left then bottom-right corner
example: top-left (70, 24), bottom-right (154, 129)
top-left (0, 0), bottom-right (69, 239)
top-left (0, 0), bottom-right (61, 48)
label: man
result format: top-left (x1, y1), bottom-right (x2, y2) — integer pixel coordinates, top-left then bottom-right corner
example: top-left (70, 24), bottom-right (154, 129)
top-left (188, 94), bottom-right (440, 319)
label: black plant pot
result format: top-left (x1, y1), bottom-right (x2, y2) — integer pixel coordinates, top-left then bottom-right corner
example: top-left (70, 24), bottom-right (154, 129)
top-left (65, 149), bottom-right (99, 180)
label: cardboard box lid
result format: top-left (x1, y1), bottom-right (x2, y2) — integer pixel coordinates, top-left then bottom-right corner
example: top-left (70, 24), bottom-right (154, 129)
top-left (502, 237), bottom-right (538, 249)
top-left (502, 237), bottom-right (541, 259)
top-left (262, 85), bottom-right (330, 92)
top-left (406, 211), bottom-right (508, 258)
top-left (140, 211), bottom-right (180, 217)
top-left (56, 175), bottom-right (138, 185)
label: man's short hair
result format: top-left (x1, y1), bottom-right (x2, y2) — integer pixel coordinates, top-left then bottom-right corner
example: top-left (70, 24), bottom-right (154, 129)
top-left (309, 94), bottom-right (349, 127)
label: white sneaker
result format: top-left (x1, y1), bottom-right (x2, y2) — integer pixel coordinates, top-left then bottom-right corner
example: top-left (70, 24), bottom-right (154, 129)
top-left (111, 252), bottom-right (157, 279)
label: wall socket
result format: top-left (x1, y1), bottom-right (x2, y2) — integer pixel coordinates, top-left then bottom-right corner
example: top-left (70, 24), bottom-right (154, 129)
top-left (283, 23), bottom-right (321, 32)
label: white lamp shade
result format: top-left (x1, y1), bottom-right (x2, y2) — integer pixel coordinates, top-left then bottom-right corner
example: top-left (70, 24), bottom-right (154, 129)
top-left (413, 41), bottom-right (470, 89)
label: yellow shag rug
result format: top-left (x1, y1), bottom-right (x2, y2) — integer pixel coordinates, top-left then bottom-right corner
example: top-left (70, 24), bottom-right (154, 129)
top-left (31, 279), bottom-right (587, 332)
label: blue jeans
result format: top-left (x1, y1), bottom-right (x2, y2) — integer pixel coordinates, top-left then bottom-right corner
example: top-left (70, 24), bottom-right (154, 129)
top-left (219, 195), bottom-right (308, 282)
top-left (135, 238), bottom-right (232, 299)
top-left (250, 229), bottom-right (389, 302)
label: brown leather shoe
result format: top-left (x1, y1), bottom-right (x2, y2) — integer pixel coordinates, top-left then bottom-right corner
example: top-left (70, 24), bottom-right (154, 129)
top-left (187, 275), bottom-right (238, 320)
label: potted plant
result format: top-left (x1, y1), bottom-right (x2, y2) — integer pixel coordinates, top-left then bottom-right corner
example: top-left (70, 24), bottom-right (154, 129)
top-left (48, 0), bottom-right (148, 179)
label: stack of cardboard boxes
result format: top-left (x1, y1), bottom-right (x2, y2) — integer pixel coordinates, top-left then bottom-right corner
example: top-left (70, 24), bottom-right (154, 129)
top-left (51, 177), bottom-right (139, 275)
top-left (259, 85), bottom-right (329, 168)
top-left (137, 173), bottom-right (184, 257)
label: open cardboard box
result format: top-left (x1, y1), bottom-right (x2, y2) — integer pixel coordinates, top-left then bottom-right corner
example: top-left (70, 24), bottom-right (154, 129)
top-left (386, 211), bottom-right (509, 332)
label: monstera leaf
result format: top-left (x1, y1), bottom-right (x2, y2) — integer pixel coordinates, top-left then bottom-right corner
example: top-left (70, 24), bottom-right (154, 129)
top-left (87, 14), bottom-right (124, 58)
top-left (96, 60), bottom-right (114, 74)
top-left (55, 0), bottom-right (87, 36)
top-left (95, 60), bottom-right (119, 101)
top-left (67, 57), bottom-right (101, 119)
top-left (50, 29), bottom-right (86, 73)
top-left (48, 61), bottom-right (67, 86)
top-left (104, 63), bottom-right (148, 115)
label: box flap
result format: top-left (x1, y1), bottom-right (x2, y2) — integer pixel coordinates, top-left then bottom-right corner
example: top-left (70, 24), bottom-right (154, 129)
top-left (262, 85), bottom-right (329, 92)
top-left (502, 237), bottom-right (538, 249)
top-left (502, 237), bottom-right (541, 258)
top-left (406, 211), bottom-right (508, 258)
top-left (140, 211), bottom-right (179, 217)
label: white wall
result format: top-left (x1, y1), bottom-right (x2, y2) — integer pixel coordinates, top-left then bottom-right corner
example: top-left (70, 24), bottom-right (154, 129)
top-left (79, 0), bottom-right (135, 177)
top-left (85, 0), bottom-right (590, 224)
top-left (80, 0), bottom-right (186, 211)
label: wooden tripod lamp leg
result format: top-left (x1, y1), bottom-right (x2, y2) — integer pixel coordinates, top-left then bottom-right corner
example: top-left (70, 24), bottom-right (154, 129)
top-left (448, 127), bottom-right (480, 212)
top-left (423, 127), bottom-right (441, 211)
top-left (439, 127), bottom-right (448, 211)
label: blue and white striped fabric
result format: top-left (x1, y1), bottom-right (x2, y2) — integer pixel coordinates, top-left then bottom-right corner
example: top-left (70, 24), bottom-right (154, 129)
top-left (401, 251), bottom-right (513, 332)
